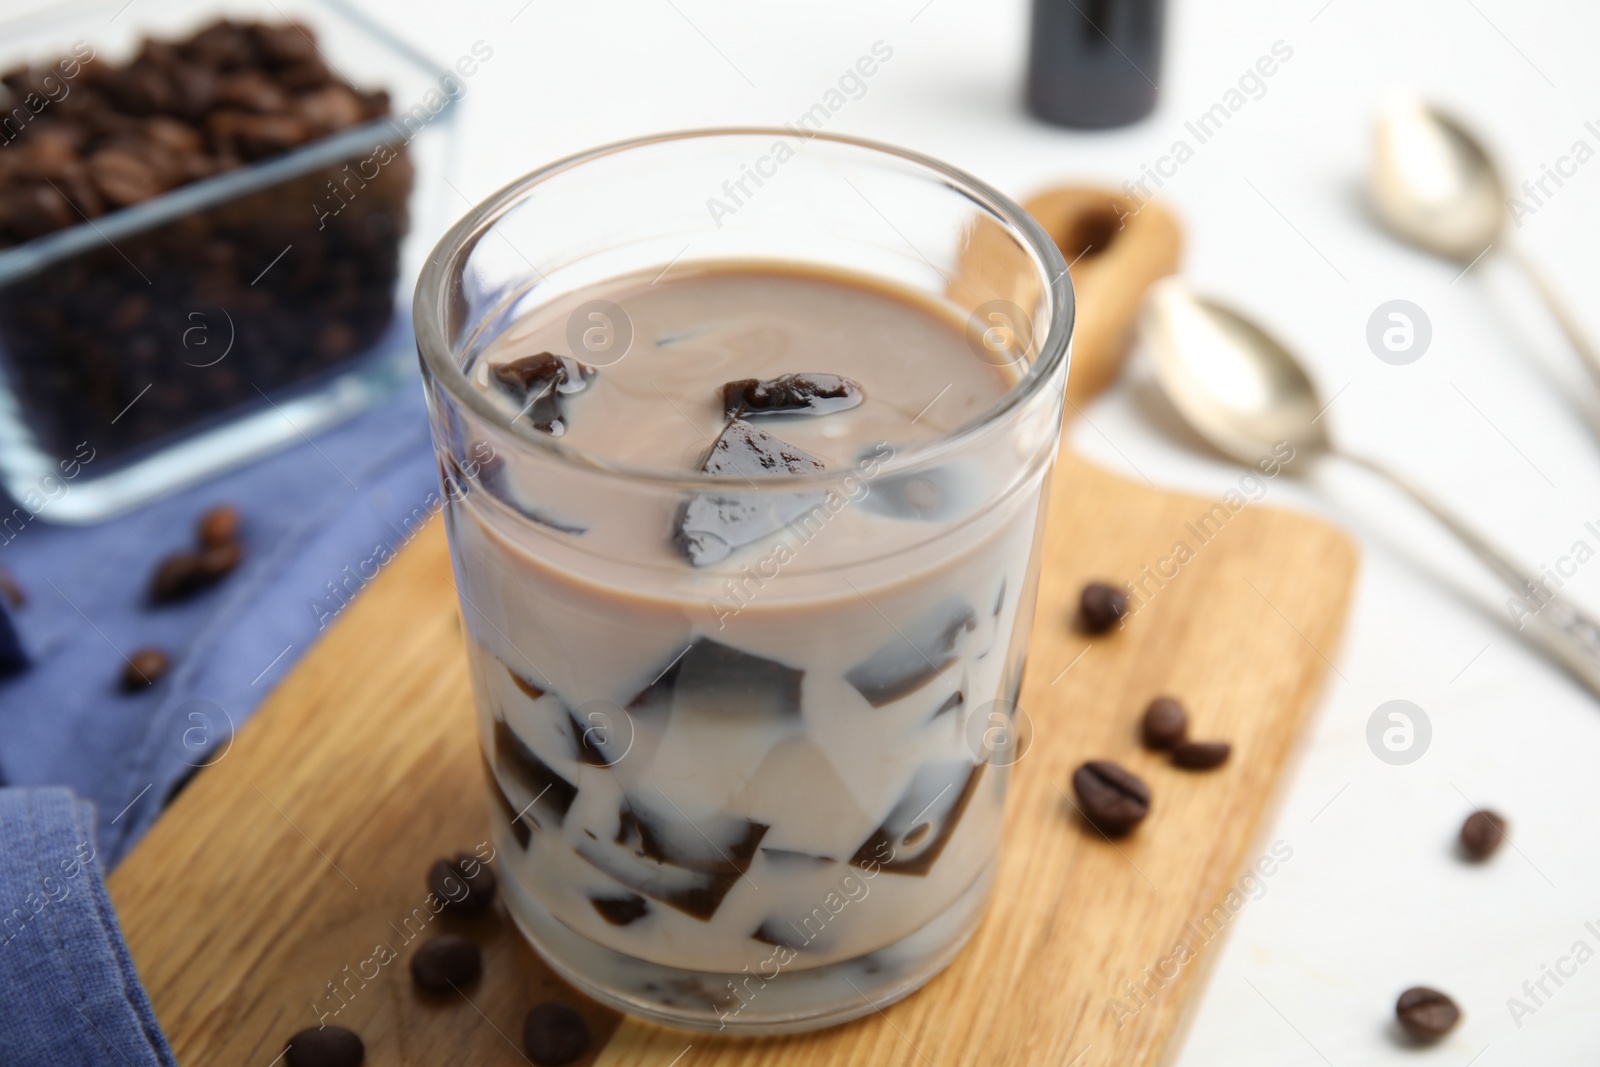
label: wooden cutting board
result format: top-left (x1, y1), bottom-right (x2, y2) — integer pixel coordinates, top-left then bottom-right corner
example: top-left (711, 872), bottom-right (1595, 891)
top-left (108, 190), bottom-right (1359, 1067)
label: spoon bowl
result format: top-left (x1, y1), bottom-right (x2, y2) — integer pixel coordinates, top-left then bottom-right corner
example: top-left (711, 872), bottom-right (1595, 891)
top-left (1139, 276), bottom-right (1600, 700)
top-left (1140, 277), bottom-right (1331, 469)
top-left (1370, 96), bottom-right (1505, 262)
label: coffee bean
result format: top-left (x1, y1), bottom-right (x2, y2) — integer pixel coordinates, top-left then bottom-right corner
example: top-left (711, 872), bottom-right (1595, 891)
top-left (214, 71), bottom-right (291, 114)
top-left (1172, 740), bottom-right (1231, 770)
top-left (6, 184), bottom-right (77, 238)
top-left (196, 541), bottom-right (243, 581)
top-left (296, 86), bottom-right (366, 136)
top-left (88, 148), bottom-right (165, 207)
top-left (150, 539), bottom-right (239, 603)
top-left (231, 113), bottom-right (311, 159)
top-left (197, 504), bottom-right (241, 548)
top-left (1395, 986), bottom-right (1460, 1041)
top-left (1071, 760), bottom-right (1151, 836)
top-left (427, 852), bottom-right (498, 915)
top-left (1459, 809), bottom-right (1507, 861)
top-left (1140, 697), bottom-right (1187, 750)
top-left (284, 1025), bottom-right (364, 1067)
top-left (252, 22), bottom-right (320, 67)
top-left (121, 648), bottom-right (171, 691)
top-left (409, 934), bottom-right (482, 993)
top-left (1078, 582), bottom-right (1128, 634)
top-left (523, 1002), bottom-right (589, 1066)
top-left (149, 552), bottom-right (207, 603)
top-left (0, 566), bottom-right (26, 609)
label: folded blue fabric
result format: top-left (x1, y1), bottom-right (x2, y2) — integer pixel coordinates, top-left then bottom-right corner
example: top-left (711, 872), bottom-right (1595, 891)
top-left (0, 787), bottom-right (176, 1066)
top-left (0, 379), bottom-right (439, 865)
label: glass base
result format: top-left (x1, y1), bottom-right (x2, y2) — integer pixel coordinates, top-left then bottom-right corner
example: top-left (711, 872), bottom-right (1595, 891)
top-left (500, 848), bottom-right (994, 1035)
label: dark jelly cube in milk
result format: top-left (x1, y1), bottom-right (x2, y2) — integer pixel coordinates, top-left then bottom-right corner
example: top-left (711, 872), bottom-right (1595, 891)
top-left (928, 690), bottom-right (965, 721)
top-left (721, 373), bottom-right (863, 418)
top-left (490, 352), bottom-right (597, 436)
top-left (751, 919), bottom-right (809, 952)
top-left (850, 761), bottom-right (984, 876)
top-left (482, 753), bottom-right (533, 849)
top-left (506, 663), bottom-right (546, 700)
top-left (590, 893), bottom-right (651, 926)
top-left (673, 420), bottom-right (827, 567)
top-left (492, 719), bottom-right (578, 823)
top-left (479, 463), bottom-right (589, 536)
top-left (859, 461), bottom-right (981, 523)
top-left (845, 599), bottom-right (977, 707)
top-left (568, 703), bottom-right (630, 767)
top-left (577, 791), bottom-right (768, 921)
top-left (759, 847), bottom-right (837, 869)
top-left (628, 638), bottom-right (804, 723)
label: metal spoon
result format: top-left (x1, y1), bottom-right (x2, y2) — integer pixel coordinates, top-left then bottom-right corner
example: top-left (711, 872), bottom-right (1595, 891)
top-left (1141, 277), bottom-right (1600, 698)
top-left (1370, 96), bottom-right (1600, 391)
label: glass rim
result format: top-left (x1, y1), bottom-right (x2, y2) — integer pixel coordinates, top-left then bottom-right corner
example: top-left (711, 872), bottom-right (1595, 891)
top-left (413, 127), bottom-right (1074, 491)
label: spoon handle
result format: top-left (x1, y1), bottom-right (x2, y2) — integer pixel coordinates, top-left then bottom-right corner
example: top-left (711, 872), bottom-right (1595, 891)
top-left (1507, 243), bottom-right (1600, 392)
top-left (1341, 451), bottom-right (1600, 698)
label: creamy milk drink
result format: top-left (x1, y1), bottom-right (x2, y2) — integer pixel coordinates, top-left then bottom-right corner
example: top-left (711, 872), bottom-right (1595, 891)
top-left (416, 132), bottom-right (1072, 1033)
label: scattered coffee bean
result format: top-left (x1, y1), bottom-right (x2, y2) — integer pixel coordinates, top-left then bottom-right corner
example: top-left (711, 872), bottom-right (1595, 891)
top-left (491, 353), bottom-right (597, 435)
top-left (1140, 697), bottom-right (1187, 750)
top-left (409, 933), bottom-right (482, 993)
top-left (524, 1002), bottom-right (589, 1066)
top-left (0, 566), bottom-right (26, 609)
top-left (150, 508), bottom-right (247, 603)
top-left (149, 552), bottom-right (208, 603)
top-left (196, 540), bottom-right (243, 581)
top-left (121, 648), bottom-right (171, 691)
top-left (1078, 581), bottom-right (1128, 634)
top-left (284, 1025), bottom-right (364, 1067)
top-left (1071, 760), bottom-right (1151, 836)
top-left (197, 504), bottom-right (241, 548)
top-left (1395, 986), bottom-right (1460, 1041)
top-left (426, 852), bottom-right (498, 915)
top-left (88, 147), bottom-right (166, 207)
top-left (1171, 740), bottom-right (1231, 770)
top-left (1459, 809), bottom-right (1507, 861)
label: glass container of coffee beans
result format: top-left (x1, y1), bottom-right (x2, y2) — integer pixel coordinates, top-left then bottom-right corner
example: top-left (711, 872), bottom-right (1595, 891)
top-left (0, 0), bottom-right (464, 520)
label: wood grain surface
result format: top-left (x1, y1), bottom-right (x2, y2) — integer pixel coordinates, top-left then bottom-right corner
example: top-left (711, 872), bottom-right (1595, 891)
top-left (107, 189), bottom-right (1358, 1066)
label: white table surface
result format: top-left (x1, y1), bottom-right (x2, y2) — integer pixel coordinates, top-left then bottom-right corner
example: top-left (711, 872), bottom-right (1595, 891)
top-left (39, 0), bottom-right (1600, 1061)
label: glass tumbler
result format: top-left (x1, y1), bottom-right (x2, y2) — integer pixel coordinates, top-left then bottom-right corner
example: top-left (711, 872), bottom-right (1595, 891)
top-left (414, 129), bottom-right (1072, 1034)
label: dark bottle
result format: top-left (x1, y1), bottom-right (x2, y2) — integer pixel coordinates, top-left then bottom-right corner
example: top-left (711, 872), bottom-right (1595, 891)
top-left (1026, 0), bottom-right (1167, 129)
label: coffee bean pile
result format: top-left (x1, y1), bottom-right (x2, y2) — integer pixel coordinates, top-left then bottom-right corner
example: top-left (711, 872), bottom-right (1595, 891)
top-left (0, 20), bottom-right (411, 462)
top-left (0, 21), bottom-right (390, 244)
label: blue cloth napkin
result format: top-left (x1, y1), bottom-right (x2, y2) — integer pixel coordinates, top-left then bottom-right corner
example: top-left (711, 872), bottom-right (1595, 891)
top-left (0, 378), bottom-right (439, 866)
top-left (0, 787), bottom-right (176, 1066)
